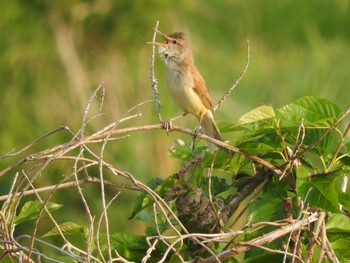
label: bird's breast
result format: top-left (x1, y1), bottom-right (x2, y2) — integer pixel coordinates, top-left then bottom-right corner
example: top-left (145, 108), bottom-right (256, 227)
top-left (166, 68), bottom-right (207, 116)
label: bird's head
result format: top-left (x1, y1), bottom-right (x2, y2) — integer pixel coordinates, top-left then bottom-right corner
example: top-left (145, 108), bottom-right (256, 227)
top-left (148, 30), bottom-right (193, 68)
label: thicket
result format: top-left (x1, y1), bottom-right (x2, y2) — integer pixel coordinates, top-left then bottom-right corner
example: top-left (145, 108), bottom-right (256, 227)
top-left (0, 26), bottom-right (349, 262)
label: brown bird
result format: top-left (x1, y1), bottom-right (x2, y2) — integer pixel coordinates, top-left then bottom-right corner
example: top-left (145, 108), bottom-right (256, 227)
top-left (148, 30), bottom-right (230, 155)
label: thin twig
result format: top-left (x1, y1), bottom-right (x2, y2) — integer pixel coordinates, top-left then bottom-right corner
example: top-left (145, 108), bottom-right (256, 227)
top-left (227, 174), bottom-right (269, 229)
top-left (0, 126), bottom-right (74, 160)
top-left (298, 108), bottom-right (350, 157)
top-left (213, 39), bottom-right (250, 112)
top-left (327, 121), bottom-right (350, 171)
top-left (99, 137), bottom-right (112, 261)
top-left (73, 149), bottom-right (94, 263)
top-left (305, 212), bottom-right (326, 263)
top-left (0, 176), bottom-right (140, 202)
top-left (79, 81), bottom-right (105, 179)
top-left (0, 123), bottom-right (284, 178)
top-left (207, 152), bottom-right (222, 230)
top-left (149, 21), bottom-right (162, 122)
top-left (198, 212), bottom-right (320, 263)
top-left (243, 243), bottom-right (304, 263)
top-left (279, 121), bottom-right (305, 180)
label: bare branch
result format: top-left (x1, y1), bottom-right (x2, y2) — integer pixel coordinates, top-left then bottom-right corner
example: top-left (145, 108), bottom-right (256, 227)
top-left (197, 212), bottom-right (320, 263)
top-left (298, 108), bottom-right (350, 157)
top-left (149, 20), bottom-right (162, 122)
top-left (213, 39), bottom-right (250, 111)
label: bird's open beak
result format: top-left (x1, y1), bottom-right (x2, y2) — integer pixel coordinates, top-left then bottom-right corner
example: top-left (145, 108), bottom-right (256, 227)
top-left (147, 29), bottom-right (171, 46)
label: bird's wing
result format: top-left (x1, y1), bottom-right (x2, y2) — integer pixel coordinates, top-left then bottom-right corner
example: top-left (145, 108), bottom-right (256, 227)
top-left (191, 66), bottom-right (213, 111)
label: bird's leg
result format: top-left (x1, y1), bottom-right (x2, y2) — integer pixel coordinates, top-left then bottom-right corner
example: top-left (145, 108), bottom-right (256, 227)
top-left (190, 115), bottom-right (203, 150)
top-left (161, 112), bottom-right (188, 134)
top-left (192, 114), bottom-right (204, 138)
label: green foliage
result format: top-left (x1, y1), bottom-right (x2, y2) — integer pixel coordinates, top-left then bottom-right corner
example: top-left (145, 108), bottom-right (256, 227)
top-left (43, 222), bottom-right (88, 238)
top-left (123, 96), bottom-right (349, 261)
top-left (99, 233), bottom-right (150, 262)
top-left (14, 200), bottom-right (63, 225)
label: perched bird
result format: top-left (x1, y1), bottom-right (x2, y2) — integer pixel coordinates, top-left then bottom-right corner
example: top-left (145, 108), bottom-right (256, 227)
top-left (148, 30), bottom-right (230, 155)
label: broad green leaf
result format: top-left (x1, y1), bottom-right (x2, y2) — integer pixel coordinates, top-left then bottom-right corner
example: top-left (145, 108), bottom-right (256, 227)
top-left (245, 251), bottom-right (284, 263)
top-left (229, 127), bottom-right (277, 147)
top-left (99, 233), bottom-right (149, 261)
top-left (168, 139), bottom-right (205, 160)
top-left (305, 187), bottom-right (340, 213)
top-left (237, 105), bottom-right (275, 125)
top-left (329, 239), bottom-right (350, 261)
top-left (297, 164), bottom-right (342, 213)
top-left (237, 133), bottom-right (283, 156)
top-left (221, 106), bottom-right (276, 133)
top-left (249, 182), bottom-right (286, 224)
top-left (250, 194), bottom-right (283, 223)
top-left (302, 128), bottom-right (334, 155)
top-left (295, 166), bottom-right (310, 196)
top-left (129, 177), bottom-right (173, 219)
top-left (327, 214), bottom-right (350, 233)
top-left (107, 233), bottom-right (148, 250)
top-left (15, 201), bottom-right (63, 225)
top-left (326, 214), bottom-right (350, 242)
top-left (226, 152), bottom-right (253, 175)
top-left (42, 222), bottom-right (87, 238)
top-left (207, 176), bottom-right (231, 196)
top-left (133, 210), bottom-right (153, 223)
top-left (337, 190), bottom-right (350, 211)
top-left (276, 96), bottom-right (342, 127)
top-left (310, 174), bottom-right (341, 213)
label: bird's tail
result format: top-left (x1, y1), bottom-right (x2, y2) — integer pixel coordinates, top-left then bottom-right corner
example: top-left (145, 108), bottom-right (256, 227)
top-left (199, 111), bottom-right (231, 155)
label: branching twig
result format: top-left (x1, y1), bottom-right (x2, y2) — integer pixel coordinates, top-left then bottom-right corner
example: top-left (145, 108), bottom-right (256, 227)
top-left (197, 212), bottom-right (320, 263)
top-left (213, 39), bottom-right (250, 112)
top-left (0, 126), bottom-right (74, 160)
top-left (0, 123), bottom-right (284, 179)
top-left (298, 108), bottom-right (350, 157)
top-left (149, 20), bottom-right (162, 122)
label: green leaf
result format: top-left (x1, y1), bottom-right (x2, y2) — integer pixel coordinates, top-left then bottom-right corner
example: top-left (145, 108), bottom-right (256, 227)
top-left (237, 105), bottom-right (275, 125)
top-left (295, 166), bottom-right (310, 196)
top-left (245, 251), bottom-right (284, 263)
top-left (326, 214), bottom-right (350, 242)
top-left (237, 133), bottom-right (283, 157)
top-left (107, 233), bottom-right (148, 250)
top-left (42, 222), bottom-right (87, 238)
top-left (249, 182), bottom-right (286, 223)
top-left (302, 128), bottom-right (334, 155)
top-left (99, 233), bottom-right (149, 261)
top-left (296, 167), bottom-right (342, 213)
top-left (337, 190), bottom-right (350, 211)
top-left (310, 174), bottom-right (341, 213)
top-left (129, 177), bottom-right (173, 219)
top-left (276, 96), bottom-right (342, 127)
top-left (208, 176), bottom-right (231, 196)
top-left (327, 214), bottom-right (350, 233)
top-left (329, 239), bottom-right (350, 261)
top-left (221, 105), bottom-right (276, 133)
top-left (14, 201), bottom-right (63, 225)
top-left (168, 139), bottom-right (206, 160)
top-left (226, 152), bottom-right (253, 175)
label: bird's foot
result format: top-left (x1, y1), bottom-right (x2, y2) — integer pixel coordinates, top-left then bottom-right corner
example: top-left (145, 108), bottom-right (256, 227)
top-left (161, 120), bottom-right (173, 135)
top-left (192, 126), bottom-right (201, 140)
top-left (161, 113), bottom-right (188, 135)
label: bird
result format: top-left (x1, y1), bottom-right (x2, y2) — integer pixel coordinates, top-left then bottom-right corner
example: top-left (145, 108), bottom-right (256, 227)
top-left (148, 30), bottom-right (231, 155)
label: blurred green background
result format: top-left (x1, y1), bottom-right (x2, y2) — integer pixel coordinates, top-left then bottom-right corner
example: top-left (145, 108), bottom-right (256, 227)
top-left (0, 0), bottom-right (349, 239)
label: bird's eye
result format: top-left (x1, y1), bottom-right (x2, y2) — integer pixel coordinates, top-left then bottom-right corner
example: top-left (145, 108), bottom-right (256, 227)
top-left (172, 40), bottom-right (177, 44)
